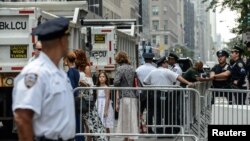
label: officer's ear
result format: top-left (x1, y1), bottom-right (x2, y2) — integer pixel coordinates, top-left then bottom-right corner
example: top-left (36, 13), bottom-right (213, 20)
top-left (58, 35), bottom-right (67, 46)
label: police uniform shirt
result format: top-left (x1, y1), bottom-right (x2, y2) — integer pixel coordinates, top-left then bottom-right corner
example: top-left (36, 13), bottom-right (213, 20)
top-left (170, 63), bottom-right (182, 85)
top-left (211, 63), bottom-right (230, 88)
top-left (12, 52), bottom-right (75, 140)
top-left (171, 63), bottom-right (183, 75)
top-left (229, 59), bottom-right (247, 87)
top-left (136, 63), bottom-right (156, 83)
top-left (144, 67), bottom-right (179, 85)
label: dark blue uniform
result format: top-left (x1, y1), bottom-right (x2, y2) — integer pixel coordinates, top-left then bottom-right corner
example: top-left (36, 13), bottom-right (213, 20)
top-left (211, 63), bottom-right (232, 104)
top-left (246, 58), bottom-right (250, 85)
top-left (230, 59), bottom-right (247, 104)
top-left (211, 63), bottom-right (231, 88)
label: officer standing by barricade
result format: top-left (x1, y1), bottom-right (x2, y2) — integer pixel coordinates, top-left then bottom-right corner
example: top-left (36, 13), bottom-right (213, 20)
top-left (168, 53), bottom-right (182, 85)
top-left (210, 50), bottom-right (232, 103)
top-left (213, 46), bottom-right (247, 105)
top-left (136, 52), bottom-right (156, 133)
top-left (143, 56), bottom-right (192, 136)
top-left (12, 17), bottom-right (75, 141)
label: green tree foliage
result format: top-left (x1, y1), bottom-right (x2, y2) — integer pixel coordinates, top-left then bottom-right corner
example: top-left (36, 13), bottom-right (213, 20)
top-left (202, 0), bottom-right (250, 34)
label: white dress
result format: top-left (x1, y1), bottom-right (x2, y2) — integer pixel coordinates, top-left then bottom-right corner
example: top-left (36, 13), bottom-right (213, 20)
top-left (96, 89), bottom-right (114, 128)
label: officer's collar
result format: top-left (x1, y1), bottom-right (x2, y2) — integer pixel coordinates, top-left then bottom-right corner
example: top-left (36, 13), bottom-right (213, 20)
top-left (39, 52), bottom-right (61, 73)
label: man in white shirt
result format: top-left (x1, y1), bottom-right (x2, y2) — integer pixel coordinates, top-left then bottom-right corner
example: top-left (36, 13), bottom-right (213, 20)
top-left (144, 56), bottom-right (192, 135)
top-left (28, 41), bottom-right (42, 63)
top-left (168, 53), bottom-right (183, 85)
top-left (136, 52), bottom-right (156, 133)
top-left (12, 17), bottom-right (75, 141)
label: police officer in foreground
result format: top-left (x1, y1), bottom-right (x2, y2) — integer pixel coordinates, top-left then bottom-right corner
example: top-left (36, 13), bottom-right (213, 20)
top-left (12, 17), bottom-right (75, 141)
top-left (210, 50), bottom-right (232, 103)
top-left (213, 46), bottom-right (247, 104)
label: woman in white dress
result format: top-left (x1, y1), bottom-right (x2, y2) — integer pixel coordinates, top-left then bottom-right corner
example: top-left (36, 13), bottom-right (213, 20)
top-left (96, 71), bottom-right (114, 139)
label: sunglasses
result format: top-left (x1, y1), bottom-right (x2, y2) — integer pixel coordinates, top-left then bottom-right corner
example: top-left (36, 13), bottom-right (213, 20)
top-left (36, 48), bottom-right (42, 51)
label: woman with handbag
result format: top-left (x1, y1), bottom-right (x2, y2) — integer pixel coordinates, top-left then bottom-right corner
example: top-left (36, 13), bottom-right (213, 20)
top-left (74, 49), bottom-right (107, 141)
top-left (114, 51), bottom-right (139, 141)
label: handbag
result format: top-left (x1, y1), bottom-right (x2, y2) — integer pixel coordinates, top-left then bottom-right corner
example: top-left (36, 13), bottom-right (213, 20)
top-left (123, 72), bottom-right (144, 99)
top-left (75, 91), bottom-right (95, 114)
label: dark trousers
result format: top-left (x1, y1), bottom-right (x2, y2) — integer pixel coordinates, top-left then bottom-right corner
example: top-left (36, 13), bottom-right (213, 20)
top-left (234, 90), bottom-right (247, 105)
top-left (146, 90), bottom-right (155, 133)
top-left (155, 91), bottom-right (182, 134)
top-left (231, 85), bottom-right (247, 105)
top-left (75, 113), bottom-right (85, 141)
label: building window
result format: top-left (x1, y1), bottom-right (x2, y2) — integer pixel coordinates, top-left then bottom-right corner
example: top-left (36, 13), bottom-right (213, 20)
top-left (152, 20), bottom-right (159, 30)
top-left (156, 35), bottom-right (160, 44)
top-left (164, 20), bottom-right (168, 30)
top-left (152, 6), bottom-right (159, 16)
top-left (152, 35), bottom-right (156, 44)
top-left (164, 35), bottom-right (168, 44)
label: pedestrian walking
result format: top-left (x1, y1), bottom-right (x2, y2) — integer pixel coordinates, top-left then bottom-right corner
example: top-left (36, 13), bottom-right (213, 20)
top-left (114, 51), bottom-right (139, 141)
top-left (96, 71), bottom-right (114, 140)
top-left (12, 17), bottom-right (75, 141)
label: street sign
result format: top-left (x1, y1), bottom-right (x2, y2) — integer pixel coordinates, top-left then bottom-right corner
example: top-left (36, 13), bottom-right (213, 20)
top-left (243, 32), bottom-right (250, 43)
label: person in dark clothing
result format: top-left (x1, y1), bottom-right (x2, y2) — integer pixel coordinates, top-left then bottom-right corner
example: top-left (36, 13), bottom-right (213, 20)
top-left (213, 46), bottom-right (247, 105)
top-left (64, 51), bottom-right (83, 141)
top-left (210, 50), bottom-right (232, 103)
top-left (181, 61), bottom-right (210, 87)
top-left (65, 51), bottom-right (80, 91)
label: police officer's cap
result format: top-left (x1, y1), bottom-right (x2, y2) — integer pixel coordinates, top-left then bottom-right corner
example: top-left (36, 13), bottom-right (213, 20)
top-left (32, 17), bottom-right (70, 41)
top-left (156, 56), bottom-right (167, 66)
top-left (168, 53), bottom-right (179, 60)
top-left (231, 46), bottom-right (244, 54)
top-left (216, 50), bottom-right (229, 58)
top-left (143, 53), bottom-right (154, 59)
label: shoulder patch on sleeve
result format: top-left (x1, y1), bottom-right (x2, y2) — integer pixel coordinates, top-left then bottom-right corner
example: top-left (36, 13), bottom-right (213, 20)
top-left (173, 68), bottom-right (177, 72)
top-left (238, 62), bottom-right (243, 68)
top-left (24, 73), bottom-right (38, 88)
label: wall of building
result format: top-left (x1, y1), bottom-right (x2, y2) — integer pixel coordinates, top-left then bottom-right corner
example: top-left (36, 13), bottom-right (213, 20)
top-left (148, 0), bottom-right (183, 57)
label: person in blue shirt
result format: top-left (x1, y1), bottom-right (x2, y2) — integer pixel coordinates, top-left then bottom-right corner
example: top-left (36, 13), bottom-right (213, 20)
top-left (65, 51), bottom-right (80, 91)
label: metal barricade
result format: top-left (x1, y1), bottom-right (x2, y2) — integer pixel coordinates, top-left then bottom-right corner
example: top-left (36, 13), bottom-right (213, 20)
top-left (204, 88), bottom-right (250, 140)
top-left (187, 82), bottom-right (212, 141)
top-left (73, 87), bottom-right (201, 141)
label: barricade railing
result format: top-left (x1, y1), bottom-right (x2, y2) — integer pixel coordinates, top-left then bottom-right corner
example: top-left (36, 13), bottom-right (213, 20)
top-left (205, 88), bottom-right (250, 125)
top-left (73, 87), bottom-right (201, 140)
top-left (187, 81), bottom-right (212, 140)
top-left (204, 88), bottom-right (250, 140)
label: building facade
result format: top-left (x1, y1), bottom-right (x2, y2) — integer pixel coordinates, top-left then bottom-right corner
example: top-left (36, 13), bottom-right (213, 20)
top-left (184, 0), bottom-right (195, 50)
top-left (148, 0), bottom-right (184, 57)
top-left (192, 0), bottom-right (212, 62)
